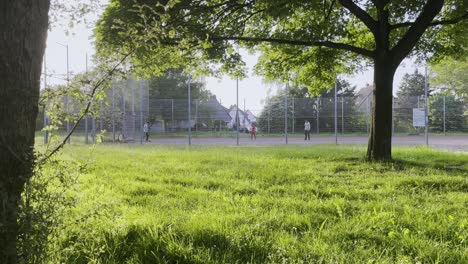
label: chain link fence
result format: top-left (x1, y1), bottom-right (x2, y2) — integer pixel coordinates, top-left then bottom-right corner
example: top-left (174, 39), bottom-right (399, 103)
top-left (36, 81), bottom-right (468, 146)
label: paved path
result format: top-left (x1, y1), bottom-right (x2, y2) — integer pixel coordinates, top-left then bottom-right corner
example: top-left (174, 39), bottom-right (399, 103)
top-left (143, 136), bottom-right (468, 152)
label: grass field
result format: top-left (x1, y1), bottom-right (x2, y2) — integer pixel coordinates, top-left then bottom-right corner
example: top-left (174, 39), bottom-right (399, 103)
top-left (42, 145), bottom-right (467, 263)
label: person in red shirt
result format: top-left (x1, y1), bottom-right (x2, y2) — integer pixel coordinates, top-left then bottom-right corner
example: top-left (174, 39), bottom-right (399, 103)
top-left (250, 122), bottom-right (257, 140)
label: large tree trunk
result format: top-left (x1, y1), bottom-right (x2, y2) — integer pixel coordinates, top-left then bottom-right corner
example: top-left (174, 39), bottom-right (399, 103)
top-left (367, 58), bottom-right (396, 161)
top-left (0, 1), bottom-right (50, 263)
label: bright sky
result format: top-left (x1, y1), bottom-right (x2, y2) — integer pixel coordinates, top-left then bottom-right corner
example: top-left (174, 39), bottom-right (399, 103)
top-left (43, 3), bottom-right (426, 115)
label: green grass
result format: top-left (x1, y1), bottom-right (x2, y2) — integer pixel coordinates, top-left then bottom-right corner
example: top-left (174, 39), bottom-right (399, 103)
top-left (44, 145), bottom-right (467, 263)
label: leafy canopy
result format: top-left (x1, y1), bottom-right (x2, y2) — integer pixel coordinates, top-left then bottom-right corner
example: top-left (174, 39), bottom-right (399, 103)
top-left (95, 0), bottom-right (467, 93)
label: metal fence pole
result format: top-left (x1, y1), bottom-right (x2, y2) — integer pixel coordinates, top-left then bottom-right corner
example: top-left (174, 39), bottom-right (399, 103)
top-left (85, 114), bottom-right (89, 144)
top-left (132, 78), bottom-right (136, 142)
top-left (139, 80), bottom-right (143, 144)
top-left (285, 82), bottom-right (289, 144)
top-left (424, 65), bottom-right (429, 146)
top-left (92, 116), bottom-right (96, 144)
top-left (316, 97), bottom-right (320, 134)
top-left (171, 99), bottom-right (174, 132)
top-left (122, 85), bottom-right (126, 140)
top-left (267, 100), bottom-right (271, 135)
top-left (112, 83), bottom-right (115, 142)
top-left (66, 45), bottom-right (70, 144)
top-left (443, 95), bottom-right (446, 135)
top-left (292, 97), bottom-right (295, 135)
top-left (341, 96), bottom-right (344, 135)
top-left (366, 95), bottom-right (370, 135)
top-left (99, 101), bottom-right (103, 132)
top-left (188, 74), bottom-right (192, 145)
top-left (334, 82), bottom-right (338, 145)
top-left (195, 99), bottom-right (199, 133)
top-left (236, 77), bottom-right (239, 146)
top-left (392, 98), bottom-right (395, 136)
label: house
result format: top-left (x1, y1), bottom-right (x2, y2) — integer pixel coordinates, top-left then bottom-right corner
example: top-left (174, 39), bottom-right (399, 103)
top-left (227, 105), bottom-right (257, 131)
top-left (194, 95), bottom-right (232, 130)
top-left (356, 84), bottom-right (373, 111)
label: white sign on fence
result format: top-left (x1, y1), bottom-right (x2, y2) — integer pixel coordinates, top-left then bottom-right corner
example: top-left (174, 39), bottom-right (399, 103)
top-left (413, 108), bottom-right (425, 127)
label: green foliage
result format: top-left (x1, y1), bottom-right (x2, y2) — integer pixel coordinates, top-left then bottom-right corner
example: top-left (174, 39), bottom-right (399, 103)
top-left (149, 68), bottom-right (210, 99)
top-left (429, 94), bottom-right (467, 132)
top-left (394, 70), bottom-right (429, 134)
top-left (257, 79), bottom-right (359, 133)
top-left (17, 153), bottom-right (82, 263)
top-left (431, 56), bottom-right (468, 96)
top-left (94, 0), bottom-right (467, 91)
top-left (38, 145), bottom-right (468, 263)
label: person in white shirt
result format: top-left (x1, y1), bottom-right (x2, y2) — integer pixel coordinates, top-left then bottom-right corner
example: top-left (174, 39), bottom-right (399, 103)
top-left (143, 122), bottom-right (150, 142)
top-left (304, 120), bottom-right (311, 140)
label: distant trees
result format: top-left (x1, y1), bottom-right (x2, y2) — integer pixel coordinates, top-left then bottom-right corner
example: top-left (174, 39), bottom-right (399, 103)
top-left (429, 94), bottom-right (466, 132)
top-left (257, 79), bottom-right (359, 134)
top-left (394, 70), bottom-right (428, 133)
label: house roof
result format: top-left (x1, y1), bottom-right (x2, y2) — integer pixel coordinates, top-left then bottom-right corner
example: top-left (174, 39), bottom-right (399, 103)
top-left (203, 95), bottom-right (232, 122)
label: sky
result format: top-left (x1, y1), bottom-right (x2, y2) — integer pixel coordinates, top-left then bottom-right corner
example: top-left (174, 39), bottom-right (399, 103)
top-left (43, 3), bottom-right (426, 115)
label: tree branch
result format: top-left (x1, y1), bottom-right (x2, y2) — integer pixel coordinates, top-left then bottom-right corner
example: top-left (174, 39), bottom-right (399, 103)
top-left (39, 49), bottom-right (136, 163)
top-left (338, 0), bottom-right (377, 34)
top-left (390, 12), bottom-right (468, 30)
top-left (391, 0), bottom-right (444, 65)
top-left (210, 36), bottom-right (375, 58)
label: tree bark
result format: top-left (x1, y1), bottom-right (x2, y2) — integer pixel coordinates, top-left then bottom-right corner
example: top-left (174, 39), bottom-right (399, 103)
top-left (0, 1), bottom-right (50, 263)
top-left (367, 57), bottom-right (396, 161)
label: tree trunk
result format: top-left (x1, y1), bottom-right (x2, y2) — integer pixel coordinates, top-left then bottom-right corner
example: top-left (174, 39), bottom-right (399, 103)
top-left (367, 58), bottom-right (396, 161)
top-left (0, 1), bottom-right (50, 263)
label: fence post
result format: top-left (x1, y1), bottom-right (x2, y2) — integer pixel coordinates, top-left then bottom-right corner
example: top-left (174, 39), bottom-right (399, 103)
top-left (341, 96), bottom-right (344, 135)
top-left (112, 83), bottom-right (115, 142)
top-left (195, 99), bottom-right (199, 133)
top-left (424, 65), bottom-right (429, 146)
top-left (334, 82), bottom-right (338, 145)
top-left (267, 100), bottom-right (270, 135)
top-left (285, 82), bottom-right (289, 144)
top-left (171, 99), bottom-right (174, 132)
top-left (236, 77), bottom-right (239, 146)
top-left (316, 97), bottom-right (320, 134)
top-left (66, 95), bottom-right (70, 143)
top-left (43, 105), bottom-right (48, 144)
top-left (188, 74), bottom-right (192, 146)
top-left (92, 116), bottom-right (96, 144)
top-left (139, 80), bottom-right (143, 144)
top-left (99, 101), bottom-right (103, 132)
top-left (85, 114), bottom-right (89, 144)
top-left (366, 94), bottom-right (370, 135)
top-left (443, 95), bottom-right (446, 135)
top-left (292, 97), bottom-right (295, 135)
top-left (131, 77), bottom-right (136, 142)
top-left (392, 98), bottom-right (395, 136)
